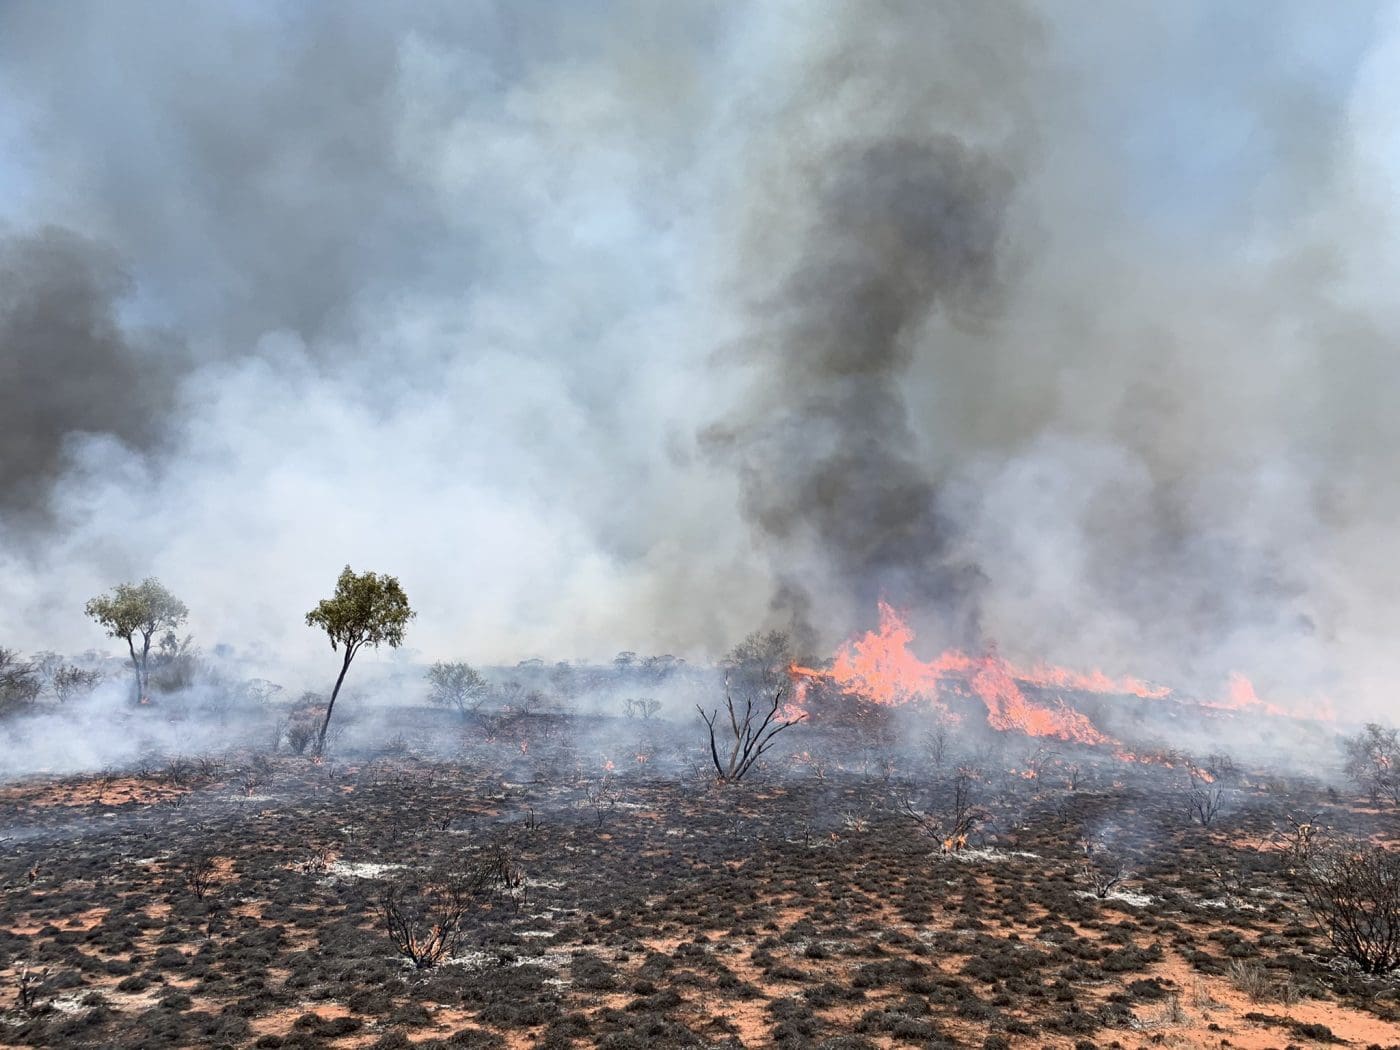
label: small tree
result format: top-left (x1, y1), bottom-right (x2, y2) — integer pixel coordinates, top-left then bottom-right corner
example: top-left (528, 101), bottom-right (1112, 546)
top-left (623, 697), bottom-right (662, 720)
top-left (1342, 723), bottom-right (1400, 806)
top-left (147, 632), bottom-right (201, 695)
top-left (723, 629), bottom-right (793, 698)
top-left (0, 648), bottom-right (41, 716)
top-left (49, 663), bottom-right (103, 704)
top-left (425, 661), bottom-right (491, 719)
top-left (1187, 782), bottom-right (1227, 827)
top-left (84, 578), bottom-right (188, 703)
top-left (305, 565), bottom-right (414, 756)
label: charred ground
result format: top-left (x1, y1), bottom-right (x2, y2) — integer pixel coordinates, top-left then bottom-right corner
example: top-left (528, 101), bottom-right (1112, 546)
top-left (1, 706), bottom-right (1399, 1050)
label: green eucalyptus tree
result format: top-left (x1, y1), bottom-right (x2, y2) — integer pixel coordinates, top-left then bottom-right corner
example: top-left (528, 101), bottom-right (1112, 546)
top-left (305, 565), bottom-right (414, 755)
top-left (84, 578), bottom-right (188, 703)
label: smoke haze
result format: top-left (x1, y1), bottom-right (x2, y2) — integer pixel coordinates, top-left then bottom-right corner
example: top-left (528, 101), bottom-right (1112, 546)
top-left (1, 1), bottom-right (1398, 715)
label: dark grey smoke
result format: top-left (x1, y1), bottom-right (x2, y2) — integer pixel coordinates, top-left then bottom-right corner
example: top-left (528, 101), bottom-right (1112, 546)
top-left (706, 138), bottom-right (1012, 645)
top-left (0, 227), bottom-right (180, 521)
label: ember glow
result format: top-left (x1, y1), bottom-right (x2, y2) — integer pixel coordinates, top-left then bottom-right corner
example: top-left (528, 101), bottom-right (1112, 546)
top-left (790, 602), bottom-right (1330, 746)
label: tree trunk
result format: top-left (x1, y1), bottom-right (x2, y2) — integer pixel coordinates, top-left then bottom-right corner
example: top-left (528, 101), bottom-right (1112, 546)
top-left (139, 631), bottom-right (152, 703)
top-left (315, 647), bottom-right (356, 756)
top-left (126, 635), bottom-right (143, 705)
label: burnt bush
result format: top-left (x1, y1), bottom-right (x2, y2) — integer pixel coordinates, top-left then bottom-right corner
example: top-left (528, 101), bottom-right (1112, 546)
top-left (1298, 841), bottom-right (1400, 975)
top-left (378, 849), bottom-right (520, 970)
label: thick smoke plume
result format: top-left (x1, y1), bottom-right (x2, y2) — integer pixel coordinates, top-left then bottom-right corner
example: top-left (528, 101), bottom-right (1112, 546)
top-left (702, 4), bottom-right (1029, 648)
top-left (1, 2), bottom-right (1398, 721)
top-left (0, 228), bottom-right (181, 523)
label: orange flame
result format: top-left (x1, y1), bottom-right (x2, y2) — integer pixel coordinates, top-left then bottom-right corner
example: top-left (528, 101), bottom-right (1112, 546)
top-left (1199, 672), bottom-right (1334, 721)
top-left (791, 603), bottom-right (1114, 744)
top-left (790, 603), bottom-right (1333, 749)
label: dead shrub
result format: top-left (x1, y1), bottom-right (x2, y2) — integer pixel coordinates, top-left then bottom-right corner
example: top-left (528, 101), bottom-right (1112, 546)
top-left (378, 849), bottom-right (521, 969)
top-left (903, 768), bottom-right (983, 852)
top-left (1186, 782), bottom-right (1226, 827)
top-left (1079, 838), bottom-right (1130, 899)
top-left (183, 853), bottom-right (219, 900)
top-left (1226, 960), bottom-right (1273, 1002)
top-left (1298, 841), bottom-right (1400, 975)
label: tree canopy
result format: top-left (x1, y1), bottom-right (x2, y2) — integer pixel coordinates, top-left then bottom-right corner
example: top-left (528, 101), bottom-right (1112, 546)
top-left (84, 578), bottom-right (188, 703)
top-left (722, 628), bottom-right (793, 699)
top-left (306, 565), bottom-right (414, 657)
top-left (85, 578), bottom-right (188, 644)
top-left (426, 660), bottom-right (491, 718)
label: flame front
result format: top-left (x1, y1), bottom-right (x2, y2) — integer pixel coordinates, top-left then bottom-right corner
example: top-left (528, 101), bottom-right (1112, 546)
top-left (788, 602), bottom-right (1331, 745)
top-left (790, 603), bottom-right (1118, 743)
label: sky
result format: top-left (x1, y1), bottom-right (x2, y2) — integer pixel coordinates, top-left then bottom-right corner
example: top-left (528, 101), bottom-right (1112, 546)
top-left (1, 1), bottom-right (1399, 714)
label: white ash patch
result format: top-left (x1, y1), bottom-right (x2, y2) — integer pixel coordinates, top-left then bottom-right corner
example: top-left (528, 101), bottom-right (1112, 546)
top-left (442, 949), bottom-right (501, 969)
top-left (1075, 888), bottom-right (1154, 907)
top-left (46, 994), bottom-right (91, 1015)
top-left (945, 847), bottom-right (1040, 863)
top-left (328, 860), bottom-right (406, 879)
top-left (1197, 896), bottom-right (1264, 912)
top-left (226, 794), bottom-right (277, 802)
top-left (444, 947), bottom-right (570, 971)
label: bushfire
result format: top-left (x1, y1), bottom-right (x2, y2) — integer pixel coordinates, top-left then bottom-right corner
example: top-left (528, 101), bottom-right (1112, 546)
top-left (788, 602), bottom-right (1330, 749)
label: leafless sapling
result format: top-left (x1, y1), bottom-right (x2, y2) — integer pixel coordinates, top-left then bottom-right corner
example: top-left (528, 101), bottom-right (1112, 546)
top-left (238, 756), bottom-right (273, 796)
top-left (295, 846), bottom-right (337, 876)
top-left (13, 963), bottom-right (49, 1015)
top-left (1204, 751), bottom-right (1239, 784)
top-left (623, 697), bottom-right (662, 720)
top-left (1186, 774), bottom-right (1227, 827)
top-left (1274, 813), bottom-right (1327, 869)
top-left (1206, 849), bottom-right (1264, 904)
top-left (183, 853), bottom-right (219, 900)
top-left (1019, 745), bottom-right (1059, 781)
top-left (903, 768), bottom-right (981, 852)
top-left (581, 775), bottom-right (619, 827)
top-left (379, 878), bottom-right (472, 970)
top-left (49, 663), bottom-right (102, 704)
top-left (0, 648), bottom-right (41, 716)
top-left (921, 725), bottom-right (951, 769)
top-left (697, 678), bottom-right (805, 783)
top-left (1079, 837), bottom-right (1130, 898)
